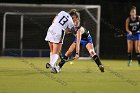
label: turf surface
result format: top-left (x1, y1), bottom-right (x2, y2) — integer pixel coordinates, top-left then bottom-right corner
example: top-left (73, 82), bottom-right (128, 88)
top-left (0, 57), bottom-right (140, 93)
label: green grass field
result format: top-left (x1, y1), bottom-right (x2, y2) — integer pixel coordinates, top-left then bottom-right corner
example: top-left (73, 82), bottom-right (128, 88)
top-left (0, 57), bottom-right (140, 93)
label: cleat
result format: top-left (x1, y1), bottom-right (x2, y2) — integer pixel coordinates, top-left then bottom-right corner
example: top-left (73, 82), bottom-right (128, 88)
top-left (55, 65), bottom-right (61, 73)
top-left (51, 67), bottom-right (58, 74)
top-left (54, 63), bottom-right (61, 73)
top-left (46, 63), bottom-right (51, 69)
top-left (46, 63), bottom-right (60, 73)
top-left (46, 63), bottom-right (57, 73)
top-left (128, 60), bottom-right (132, 67)
top-left (99, 65), bottom-right (104, 72)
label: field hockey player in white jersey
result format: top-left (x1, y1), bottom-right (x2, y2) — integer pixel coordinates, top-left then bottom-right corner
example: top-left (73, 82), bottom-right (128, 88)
top-left (45, 10), bottom-right (79, 73)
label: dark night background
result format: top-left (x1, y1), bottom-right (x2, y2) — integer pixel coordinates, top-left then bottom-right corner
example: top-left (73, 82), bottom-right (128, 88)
top-left (0, 0), bottom-right (140, 59)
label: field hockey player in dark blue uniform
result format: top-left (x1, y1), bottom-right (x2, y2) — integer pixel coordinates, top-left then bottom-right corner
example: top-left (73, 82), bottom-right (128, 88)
top-left (58, 10), bottom-right (104, 72)
top-left (125, 6), bottom-right (140, 66)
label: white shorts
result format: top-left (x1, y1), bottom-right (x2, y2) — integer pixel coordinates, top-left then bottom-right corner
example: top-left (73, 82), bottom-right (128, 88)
top-left (45, 25), bottom-right (65, 44)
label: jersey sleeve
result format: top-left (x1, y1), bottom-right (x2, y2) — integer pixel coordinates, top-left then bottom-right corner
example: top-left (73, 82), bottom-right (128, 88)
top-left (80, 26), bottom-right (85, 34)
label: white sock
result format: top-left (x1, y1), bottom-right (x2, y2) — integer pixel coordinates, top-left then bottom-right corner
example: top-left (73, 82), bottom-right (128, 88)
top-left (50, 54), bottom-right (59, 67)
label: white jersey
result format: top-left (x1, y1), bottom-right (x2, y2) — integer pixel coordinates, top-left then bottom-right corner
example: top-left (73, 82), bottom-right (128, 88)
top-left (45, 11), bottom-right (74, 43)
top-left (51, 11), bottom-right (74, 30)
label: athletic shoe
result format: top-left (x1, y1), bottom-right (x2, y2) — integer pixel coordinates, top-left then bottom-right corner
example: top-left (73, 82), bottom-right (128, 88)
top-left (46, 63), bottom-right (58, 74)
top-left (55, 65), bottom-right (61, 73)
top-left (128, 60), bottom-right (132, 67)
top-left (46, 63), bottom-right (51, 69)
top-left (51, 67), bottom-right (58, 74)
top-left (99, 65), bottom-right (104, 72)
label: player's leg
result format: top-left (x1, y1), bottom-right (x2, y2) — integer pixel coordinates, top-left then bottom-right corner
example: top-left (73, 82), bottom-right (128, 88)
top-left (59, 42), bottom-right (76, 68)
top-left (49, 43), bottom-right (62, 73)
top-left (45, 29), bottom-right (55, 69)
top-left (46, 28), bottom-right (64, 73)
top-left (46, 42), bottom-right (53, 68)
top-left (86, 43), bottom-right (104, 72)
top-left (65, 43), bottom-right (76, 58)
top-left (50, 43), bottom-right (62, 67)
top-left (49, 42), bottom-right (53, 62)
top-left (127, 40), bottom-right (133, 66)
top-left (45, 28), bottom-right (53, 60)
top-left (134, 40), bottom-right (140, 65)
top-left (46, 42), bottom-right (62, 71)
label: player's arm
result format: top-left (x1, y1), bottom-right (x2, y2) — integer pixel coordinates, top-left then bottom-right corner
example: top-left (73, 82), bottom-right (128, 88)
top-left (74, 28), bottom-right (82, 59)
top-left (125, 17), bottom-right (132, 35)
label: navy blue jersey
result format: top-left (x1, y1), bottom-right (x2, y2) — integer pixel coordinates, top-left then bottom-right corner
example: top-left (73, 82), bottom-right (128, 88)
top-left (81, 27), bottom-right (90, 40)
top-left (129, 16), bottom-right (140, 33)
top-left (74, 26), bottom-right (90, 40)
top-left (73, 26), bottom-right (93, 45)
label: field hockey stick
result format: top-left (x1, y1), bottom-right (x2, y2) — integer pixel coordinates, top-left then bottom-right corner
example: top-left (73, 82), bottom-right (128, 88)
top-left (65, 57), bottom-right (75, 63)
top-left (114, 32), bottom-right (126, 38)
top-left (59, 52), bottom-right (75, 63)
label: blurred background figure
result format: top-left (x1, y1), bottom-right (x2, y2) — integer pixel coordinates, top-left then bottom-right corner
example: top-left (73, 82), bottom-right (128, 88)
top-left (125, 6), bottom-right (140, 66)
